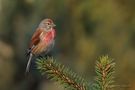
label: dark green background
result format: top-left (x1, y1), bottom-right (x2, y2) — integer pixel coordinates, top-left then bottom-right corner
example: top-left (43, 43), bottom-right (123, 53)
top-left (0, 0), bottom-right (135, 90)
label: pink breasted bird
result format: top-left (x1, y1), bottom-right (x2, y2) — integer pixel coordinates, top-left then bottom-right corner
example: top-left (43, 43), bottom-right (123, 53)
top-left (26, 18), bottom-right (56, 73)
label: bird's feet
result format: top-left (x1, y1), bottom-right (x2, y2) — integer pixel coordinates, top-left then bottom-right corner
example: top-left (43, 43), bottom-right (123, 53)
top-left (37, 54), bottom-right (52, 59)
top-left (37, 55), bottom-right (43, 59)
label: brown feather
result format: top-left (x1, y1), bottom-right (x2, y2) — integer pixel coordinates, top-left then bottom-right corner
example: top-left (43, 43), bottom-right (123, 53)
top-left (30, 28), bottom-right (45, 47)
top-left (30, 28), bottom-right (48, 55)
top-left (32, 42), bottom-right (47, 54)
top-left (29, 28), bottom-right (55, 55)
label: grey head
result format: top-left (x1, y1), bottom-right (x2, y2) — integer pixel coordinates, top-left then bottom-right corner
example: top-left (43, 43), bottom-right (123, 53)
top-left (38, 18), bottom-right (56, 31)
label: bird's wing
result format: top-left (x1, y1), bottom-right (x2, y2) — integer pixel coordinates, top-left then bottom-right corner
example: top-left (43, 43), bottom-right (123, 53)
top-left (29, 28), bottom-right (43, 48)
top-left (32, 29), bottom-right (55, 54)
top-left (29, 29), bottom-right (56, 55)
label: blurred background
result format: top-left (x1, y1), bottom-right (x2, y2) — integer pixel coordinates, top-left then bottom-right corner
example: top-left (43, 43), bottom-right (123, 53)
top-left (0, 0), bottom-right (135, 90)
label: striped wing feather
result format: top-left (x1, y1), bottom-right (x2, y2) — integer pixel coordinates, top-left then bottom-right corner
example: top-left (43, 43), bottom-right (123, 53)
top-left (30, 29), bottom-right (43, 48)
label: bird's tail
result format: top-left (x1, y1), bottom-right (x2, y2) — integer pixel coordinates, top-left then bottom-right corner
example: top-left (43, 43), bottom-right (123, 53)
top-left (26, 53), bottom-right (33, 73)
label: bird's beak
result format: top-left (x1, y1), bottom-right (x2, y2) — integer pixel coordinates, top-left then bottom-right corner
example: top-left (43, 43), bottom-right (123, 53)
top-left (52, 23), bottom-right (56, 27)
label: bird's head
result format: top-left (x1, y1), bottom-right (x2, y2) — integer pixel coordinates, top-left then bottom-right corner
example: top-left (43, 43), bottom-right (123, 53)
top-left (39, 18), bottom-right (56, 31)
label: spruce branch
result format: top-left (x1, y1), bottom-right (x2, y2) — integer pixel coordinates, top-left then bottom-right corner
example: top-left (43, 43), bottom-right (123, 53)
top-left (92, 55), bottom-right (115, 90)
top-left (36, 57), bottom-right (89, 90)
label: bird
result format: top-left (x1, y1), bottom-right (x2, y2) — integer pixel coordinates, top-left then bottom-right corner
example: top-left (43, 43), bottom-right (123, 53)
top-left (26, 18), bottom-right (56, 73)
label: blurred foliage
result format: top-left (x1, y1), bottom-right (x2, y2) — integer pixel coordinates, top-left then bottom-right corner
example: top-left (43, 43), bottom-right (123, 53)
top-left (0, 0), bottom-right (135, 90)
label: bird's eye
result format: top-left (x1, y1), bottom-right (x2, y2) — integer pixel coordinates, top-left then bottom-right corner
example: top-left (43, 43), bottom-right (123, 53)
top-left (47, 23), bottom-right (50, 25)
